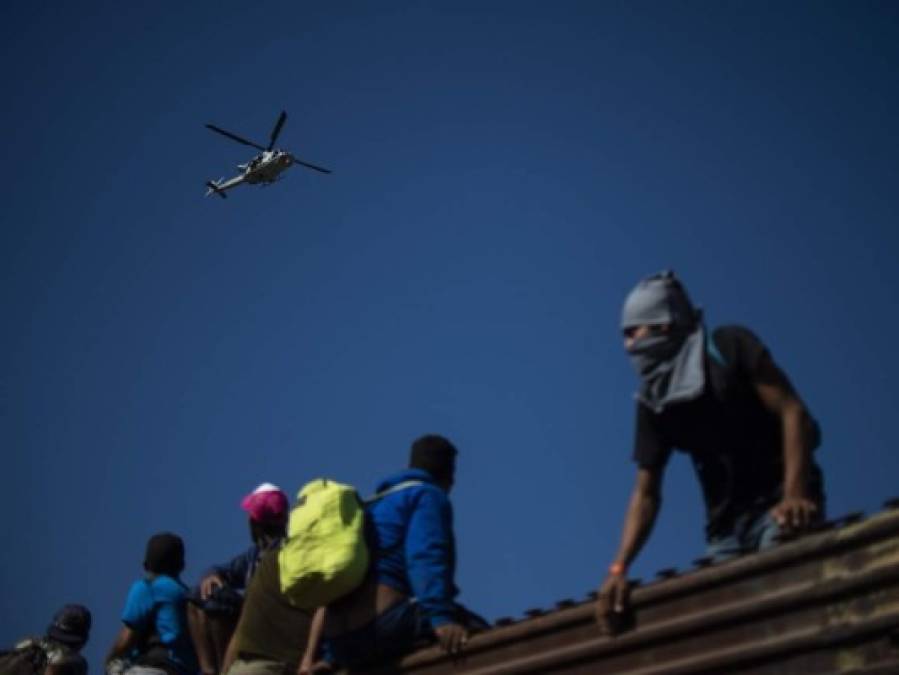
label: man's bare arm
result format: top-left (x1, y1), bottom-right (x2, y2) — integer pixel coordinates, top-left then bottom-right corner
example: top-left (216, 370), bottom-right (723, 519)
top-left (219, 618), bottom-right (242, 675)
top-left (595, 466), bottom-right (663, 630)
top-left (754, 355), bottom-right (818, 529)
top-left (298, 607), bottom-right (326, 675)
top-left (106, 625), bottom-right (138, 665)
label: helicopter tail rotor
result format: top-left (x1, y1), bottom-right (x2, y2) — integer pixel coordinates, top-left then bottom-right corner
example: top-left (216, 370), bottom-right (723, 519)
top-left (205, 180), bottom-right (227, 199)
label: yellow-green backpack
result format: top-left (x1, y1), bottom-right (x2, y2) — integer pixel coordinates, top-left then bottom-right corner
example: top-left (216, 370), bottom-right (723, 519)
top-left (278, 479), bottom-right (369, 610)
top-left (277, 477), bottom-right (424, 610)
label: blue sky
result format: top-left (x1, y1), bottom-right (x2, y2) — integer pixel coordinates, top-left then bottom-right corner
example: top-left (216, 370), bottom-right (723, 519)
top-left (2, 1), bottom-right (898, 669)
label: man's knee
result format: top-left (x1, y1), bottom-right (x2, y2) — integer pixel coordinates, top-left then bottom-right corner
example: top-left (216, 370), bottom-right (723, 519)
top-left (706, 535), bottom-right (742, 562)
top-left (756, 513), bottom-right (783, 551)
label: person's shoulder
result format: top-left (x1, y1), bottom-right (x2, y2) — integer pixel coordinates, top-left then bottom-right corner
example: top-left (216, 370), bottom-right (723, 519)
top-left (17, 638), bottom-right (67, 665)
top-left (401, 473), bottom-right (448, 499)
top-left (247, 548), bottom-right (279, 590)
top-left (13, 636), bottom-right (40, 651)
top-left (125, 577), bottom-right (152, 599)
top-left (397, 478), bottom-right (450, 512)
top-left (375, 470), bottom-right (444, 496)
top-left (150, 574), bottom-right (189, 598)
top-left (241, 542), bottom-right (261, 560)
top-left (45, 642), bottom-right (85, 667)
top-left (411, 481), bottom-right (449, 504)
top-left (396, 481), bottom-right (448, 507)
top-left (712, 324), bottom-right (763, 347)
top-left (153, 573), bottom-right (187, 590)
top-left (405, 483), bottom-right (452, 520)
top-left (711, 324), bottom-right (775, 378)
top-left (712, 324), bottom-right (767, 357)
top-left (10, 639), bottom-right (83, 673)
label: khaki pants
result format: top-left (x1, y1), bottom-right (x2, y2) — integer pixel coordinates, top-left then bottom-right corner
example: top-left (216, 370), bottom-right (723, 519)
top-left (226, 658), bottom-right (292, 675)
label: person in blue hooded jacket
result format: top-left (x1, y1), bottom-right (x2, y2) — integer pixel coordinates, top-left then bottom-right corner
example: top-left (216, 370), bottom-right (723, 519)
top-left (303, 434), bottom-right (481, 672)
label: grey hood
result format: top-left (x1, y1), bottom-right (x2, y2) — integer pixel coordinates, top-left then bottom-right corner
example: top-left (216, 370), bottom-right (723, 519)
top-left (621, 271), bottom-right (706, 412)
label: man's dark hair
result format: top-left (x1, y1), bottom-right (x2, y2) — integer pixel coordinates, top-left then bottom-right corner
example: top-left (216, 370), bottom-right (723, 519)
top-left (249, 516), bottom-right (287, 546)
top-left (143, 532), bottom-right (185, 577)
top-left (409, 434), bottom-right (458, 484)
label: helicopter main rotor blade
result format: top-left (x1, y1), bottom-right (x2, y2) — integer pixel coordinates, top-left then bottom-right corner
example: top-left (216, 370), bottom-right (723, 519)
top-left (294, 158), bottom-right (332, 174)
top-left (267, 111), bottom-right (287, 151)
top-left (205, 124), bottom-right (267, 151)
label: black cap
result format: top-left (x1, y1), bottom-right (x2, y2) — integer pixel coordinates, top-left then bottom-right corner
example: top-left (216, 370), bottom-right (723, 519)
top-left (144, 532), bottom-right (185, 577)
top-left (47, 604), bottom-right (91, 648)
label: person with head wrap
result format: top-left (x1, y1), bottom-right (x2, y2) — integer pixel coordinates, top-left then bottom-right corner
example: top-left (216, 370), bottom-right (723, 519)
top-left (187, 483), bottom-right (289, 675)
top-left (8, 604), bottom-right (91, 675)
top-left (106, 532), bottom-right (198, 675)
top-left (595, 271), bottom-right (825, 633)
top-left (298, 434), bottom-right (484, 673)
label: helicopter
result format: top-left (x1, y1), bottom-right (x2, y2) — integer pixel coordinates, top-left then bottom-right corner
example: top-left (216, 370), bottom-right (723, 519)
top-left (204, 110), bottom-right (331, 198)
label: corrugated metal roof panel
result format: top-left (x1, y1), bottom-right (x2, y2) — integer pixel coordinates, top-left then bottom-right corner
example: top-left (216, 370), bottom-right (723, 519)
top-left (362, 505), bottom-right (899, 674)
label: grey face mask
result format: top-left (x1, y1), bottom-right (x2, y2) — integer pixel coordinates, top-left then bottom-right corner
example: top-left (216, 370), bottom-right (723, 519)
top-left (621, 272), bottom-right (706, 412)
top-left (627, 332), bottom-right (684, 377)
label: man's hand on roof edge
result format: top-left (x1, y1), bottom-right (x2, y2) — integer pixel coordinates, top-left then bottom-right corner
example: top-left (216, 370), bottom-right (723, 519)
top-left (435, 623), bottom-right (469, 655)
top-left (595, 573), bottom-right (631, 634)
top-left (770, 495), bottom-right (818, 530)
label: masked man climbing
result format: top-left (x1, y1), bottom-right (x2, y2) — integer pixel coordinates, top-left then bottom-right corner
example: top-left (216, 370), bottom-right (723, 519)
top-left (596, 271), bottom-right (825, 632)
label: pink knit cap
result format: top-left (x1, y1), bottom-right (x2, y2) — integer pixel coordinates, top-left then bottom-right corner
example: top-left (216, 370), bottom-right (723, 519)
top-left (240, 482), bottom-right (289, 523)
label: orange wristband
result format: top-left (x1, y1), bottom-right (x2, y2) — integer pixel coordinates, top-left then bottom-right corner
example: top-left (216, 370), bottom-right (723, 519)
top-left (609, 561), bottom-right (627, 576)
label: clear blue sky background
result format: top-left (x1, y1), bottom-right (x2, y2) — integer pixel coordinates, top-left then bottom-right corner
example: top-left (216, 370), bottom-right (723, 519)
top-left (2, 1), bottom-right (898, 670)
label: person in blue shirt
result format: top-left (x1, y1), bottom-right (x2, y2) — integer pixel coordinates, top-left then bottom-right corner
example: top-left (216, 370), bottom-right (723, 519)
top-left (187, 484), bottom-right (288, 675)
top-left (106, 532), bottom-right (198, 675)
top-left (303, 435), bottom-right (484, 672)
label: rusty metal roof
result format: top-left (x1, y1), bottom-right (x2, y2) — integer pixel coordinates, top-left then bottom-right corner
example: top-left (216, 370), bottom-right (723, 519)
top-left (366, 499), bottom-right (899, 674)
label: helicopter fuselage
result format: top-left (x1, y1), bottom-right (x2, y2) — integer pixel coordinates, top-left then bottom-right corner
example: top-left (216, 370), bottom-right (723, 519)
top-left (241, 150), bottom-right (295, 184)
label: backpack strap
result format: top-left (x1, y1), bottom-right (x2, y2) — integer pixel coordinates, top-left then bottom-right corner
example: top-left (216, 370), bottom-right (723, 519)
top-left (137, 579), bottom-right (165, 651)
top-left (365, 480), bottom-right (424, 504)
top-left (706, 330), bottom-right (726, 367)
top-left (133, 585), bottom-right (179, 675)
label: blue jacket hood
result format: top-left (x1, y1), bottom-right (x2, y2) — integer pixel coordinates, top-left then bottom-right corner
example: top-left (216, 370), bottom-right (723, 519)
top-left (373, 467), bottom-right (440, 495)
